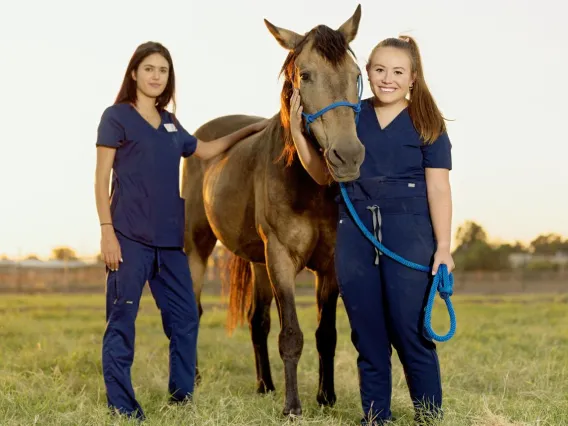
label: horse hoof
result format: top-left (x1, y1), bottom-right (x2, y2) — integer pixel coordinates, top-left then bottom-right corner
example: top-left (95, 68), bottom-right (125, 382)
top-left (282, 407), bottom-right (302, 419)
top-left (317, 391), bottom-right (337, 407)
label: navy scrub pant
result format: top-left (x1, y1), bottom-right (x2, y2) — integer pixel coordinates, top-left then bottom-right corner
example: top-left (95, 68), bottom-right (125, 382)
top-left (335, 180), bottom-right (442, 425)
top-left (102, 231), bottom-right (199, 419)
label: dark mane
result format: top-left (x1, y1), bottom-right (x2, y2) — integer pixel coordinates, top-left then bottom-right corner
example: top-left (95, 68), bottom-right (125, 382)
top-left (277, 25), bottom-right (355, 166)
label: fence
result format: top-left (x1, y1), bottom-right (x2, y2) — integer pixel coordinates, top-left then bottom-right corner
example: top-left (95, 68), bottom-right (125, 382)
top-left (0, 261), bottom-right (567, 295)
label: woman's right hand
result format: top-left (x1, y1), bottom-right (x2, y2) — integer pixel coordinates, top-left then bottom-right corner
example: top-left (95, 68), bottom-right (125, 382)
top-left (289, 88), bottom-right (304, 139)
top-left (101, 226), bottom-right (122, 271)
top-left (287, 88), bottom-right (330, 186)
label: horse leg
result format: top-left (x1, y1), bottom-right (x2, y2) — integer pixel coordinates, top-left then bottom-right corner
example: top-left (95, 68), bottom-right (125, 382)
top-left (248, 263), bottom-right (276, 394)
top-left (264, 234), bottom-right (304, 417)
top-left (315, 268), bottom-right (339, 407)
top-left (188, 252), bottom-right (206, 385)
top-left (186, 228), bottom-right (217, 386)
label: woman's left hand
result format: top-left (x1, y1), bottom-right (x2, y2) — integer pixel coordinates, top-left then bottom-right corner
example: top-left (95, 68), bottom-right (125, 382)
top-left (432, 248), bottom-right (455, 275)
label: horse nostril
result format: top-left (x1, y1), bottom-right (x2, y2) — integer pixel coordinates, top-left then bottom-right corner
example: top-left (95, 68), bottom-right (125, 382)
top-left (332, 149), bottom-right (346, 165)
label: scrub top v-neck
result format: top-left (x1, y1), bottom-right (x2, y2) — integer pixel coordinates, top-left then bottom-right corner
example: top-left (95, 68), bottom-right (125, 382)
top-left (355, 97), bottom-right (452, 182)
top-left (96, 103), bottom-right (198, 248)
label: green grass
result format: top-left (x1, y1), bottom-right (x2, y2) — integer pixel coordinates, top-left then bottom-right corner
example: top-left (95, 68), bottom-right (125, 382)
top-left (0, 293), bottom-right (567, 425)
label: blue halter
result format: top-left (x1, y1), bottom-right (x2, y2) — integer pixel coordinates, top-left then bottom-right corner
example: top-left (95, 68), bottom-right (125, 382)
top-left (301, 73), bottom-right (364, 135)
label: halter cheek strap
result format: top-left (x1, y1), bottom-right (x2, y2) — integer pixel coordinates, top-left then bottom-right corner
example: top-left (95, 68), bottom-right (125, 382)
top-left (301, 73), bottom-right (364, 135)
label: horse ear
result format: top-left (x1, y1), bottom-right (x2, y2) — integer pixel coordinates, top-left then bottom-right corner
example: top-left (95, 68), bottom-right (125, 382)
top-left (264, 19), bottom-right (304, 50)
top-left (337, 4), bottom-right (361, 44)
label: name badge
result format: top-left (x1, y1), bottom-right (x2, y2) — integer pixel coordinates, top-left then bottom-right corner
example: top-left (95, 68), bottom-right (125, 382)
top-left (164, 123), bottom-right (177, 132)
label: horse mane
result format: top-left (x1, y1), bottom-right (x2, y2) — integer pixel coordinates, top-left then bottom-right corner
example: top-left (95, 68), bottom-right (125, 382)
top-left (277, 25), bottom-right (356, 167)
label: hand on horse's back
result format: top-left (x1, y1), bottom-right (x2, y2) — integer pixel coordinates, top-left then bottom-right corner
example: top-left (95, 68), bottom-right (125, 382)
top-left (252, 118), bottom-right (270, 133)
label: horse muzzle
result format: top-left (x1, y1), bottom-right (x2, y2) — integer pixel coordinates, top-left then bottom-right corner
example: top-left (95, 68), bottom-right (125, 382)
top-left (325, 141), bottom-right (365, 182)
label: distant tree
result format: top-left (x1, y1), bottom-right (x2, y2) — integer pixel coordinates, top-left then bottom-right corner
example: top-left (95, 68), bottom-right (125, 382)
top-left (530, 233), bottom-right (567, 255)
top-left (512, 241), bottom-right (530, 252)
top-left (452, 221), bottom-right (517, 271)
top-left (451, 221), bottom-right (567, 271)
top-left (526, 259), bottom-right (559, 271)
top-left (492, 243), bottom-right (519, 270)
top-left (495, 241), bottom-right (529, 255)
top-left (454, 221), bottom-right (488, 251)
top-left (50, 247), bottom-right (78, 261)
top-left (453, 240), bottom-right (506, 271)
top-left (25, 254), bottom-right (40, 260)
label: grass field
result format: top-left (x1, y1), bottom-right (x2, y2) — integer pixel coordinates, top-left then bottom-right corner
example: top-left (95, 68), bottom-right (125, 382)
top-left (1, 293), bottom-right (567, 425)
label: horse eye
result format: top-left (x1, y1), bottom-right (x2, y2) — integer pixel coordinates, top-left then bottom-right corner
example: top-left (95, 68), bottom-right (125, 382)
top-left (300, 72), bottom-right (310, 81)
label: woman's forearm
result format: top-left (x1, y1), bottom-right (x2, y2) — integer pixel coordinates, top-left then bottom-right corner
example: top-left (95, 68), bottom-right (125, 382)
top-left (198, 121), bottom-right (264, 160)
top-left (95, 175), bottom-right (113, 225)
top-left (215, 125), bottom-right (256, 152)
top-left (94, 147), bottom-right (115, 227)
top-left (426, 169), bottom-right (452, 250)
top-left (291, 131), bottom-right (331, 185)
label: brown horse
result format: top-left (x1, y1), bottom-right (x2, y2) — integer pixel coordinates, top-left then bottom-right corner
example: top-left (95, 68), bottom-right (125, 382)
top-left (181, 5), bottom-right (365, 417)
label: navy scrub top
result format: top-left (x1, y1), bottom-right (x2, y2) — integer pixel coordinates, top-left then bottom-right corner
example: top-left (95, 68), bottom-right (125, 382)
top-left (96, 103), bottom-right (198, 249)
top-left (355, 97), bottom-right (452, 182)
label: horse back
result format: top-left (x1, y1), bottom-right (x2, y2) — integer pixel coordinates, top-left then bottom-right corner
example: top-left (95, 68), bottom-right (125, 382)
top-left (183, 114), bottom-right (338, 272)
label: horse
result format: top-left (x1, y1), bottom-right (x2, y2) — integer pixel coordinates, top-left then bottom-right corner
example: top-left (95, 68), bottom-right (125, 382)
top-left (181, 5), bottom-right (365, 417)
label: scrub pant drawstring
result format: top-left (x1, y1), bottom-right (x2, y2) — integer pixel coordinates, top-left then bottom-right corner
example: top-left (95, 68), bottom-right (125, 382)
top-left (366, 205), bottom-right (383, 265)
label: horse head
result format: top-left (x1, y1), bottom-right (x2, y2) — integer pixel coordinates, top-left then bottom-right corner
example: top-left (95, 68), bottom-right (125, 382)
top-left (265, 5), bottom-right (365, 182)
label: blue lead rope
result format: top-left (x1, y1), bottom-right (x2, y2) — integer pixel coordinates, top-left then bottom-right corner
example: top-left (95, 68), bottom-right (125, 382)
top-left (339, 183), bottom-right (457, 342)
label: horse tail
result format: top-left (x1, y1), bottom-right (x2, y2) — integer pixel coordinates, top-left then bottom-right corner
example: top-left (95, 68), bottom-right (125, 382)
top-left (222, 253), bottom-right (253, 335)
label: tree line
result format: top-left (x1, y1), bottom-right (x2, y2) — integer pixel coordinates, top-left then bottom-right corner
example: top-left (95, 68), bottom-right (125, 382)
top-left (453, 221), bottom-right (567, 271)
top-left (3, 221), bottom-right (567, 272)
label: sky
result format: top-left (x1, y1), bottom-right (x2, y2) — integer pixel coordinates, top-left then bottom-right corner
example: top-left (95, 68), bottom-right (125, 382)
top-left (1, 0), bottom-right (567, 259)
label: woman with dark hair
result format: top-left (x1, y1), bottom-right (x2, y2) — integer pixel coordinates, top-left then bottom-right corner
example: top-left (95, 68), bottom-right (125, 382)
top-left (94, 41), bottom-right (267, 420)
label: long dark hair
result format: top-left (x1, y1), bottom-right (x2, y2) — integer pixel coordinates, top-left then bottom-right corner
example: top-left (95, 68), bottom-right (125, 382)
top-left (366, 36), bottom-right (446, 144)
top-left (114, 41), bottom-right (176, 112)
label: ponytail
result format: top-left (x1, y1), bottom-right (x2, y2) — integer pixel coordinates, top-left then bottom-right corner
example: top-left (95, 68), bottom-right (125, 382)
top-left (401, 35), bottom-right (446, 144)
